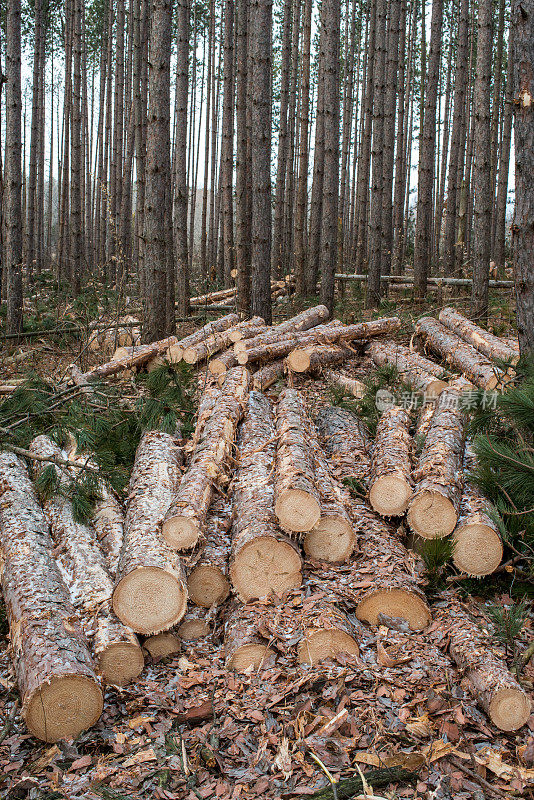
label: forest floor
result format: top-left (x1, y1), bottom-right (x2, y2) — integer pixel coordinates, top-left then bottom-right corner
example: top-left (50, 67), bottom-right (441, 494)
top-left (1, 284), bottom-right (533, 800)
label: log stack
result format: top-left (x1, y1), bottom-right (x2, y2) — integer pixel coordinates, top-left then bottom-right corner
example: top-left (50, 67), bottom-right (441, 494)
top-left (438, 307), bottom-right (519, 366)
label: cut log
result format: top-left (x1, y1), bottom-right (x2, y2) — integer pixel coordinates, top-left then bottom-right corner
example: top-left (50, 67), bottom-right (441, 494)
top-left (29, 437), bottom-right (144, 686)
top-left (438, 307), bottom-right (520, 365)
top-left (313, 500), bottom-right (431, 631)
top-left (190, 286), bottom-right (237, 305)
top-left (325, 371), bottom-right (366, 399)
top-left (0, 452), bottom-right (103, 742)
top-left (182, 318), bottom-right (266, 364)
top-left (208, 347), bottom-right (240, 376)
top-left (414, 402), bottom-right (437, 444)
top-left (162, 367), bottom-right (251, 549)
top-left (142, 631), bottom-right (181, 659)
top-left (435, 599), bottom-right (530, 731)
top-left (452, 445), bottom-right (503, 576)
top-left (187, 497), bottom-right (232, 607)
top-left (113, 430), bottom-right (188, 634)
top-left (314, 405), bottom-right (373, 487)
top-left (296, 597), bottom-right (360, 665)
top-left (224, 601), bottom-right (276, 671)
top-left (253, 359), bottom-right (286, 391)
top-left (368, 340), bottom-right (449, 397)
top-left (407, 384), bottom-right (466, 539)
top-left (303, 418), bottom-right (355, 563)
top-left (91, 491), bottom-right (125, 578)
top-left (286, 343), bottom-right (354, 373)
top-left (273, 389), bottom-right (321, 532)
top-left (187, 384), bottom-right (221, 455)
top-left (368, 406), bottom-right (413, 516)
top-left (415, 317), bottom-right (507, 390)
top-left (234, 320), bottom-right (343, 356)
top-left (178, 607), bottom-right (212, 640)
top-left (230, 391), bottom-right (302, 600)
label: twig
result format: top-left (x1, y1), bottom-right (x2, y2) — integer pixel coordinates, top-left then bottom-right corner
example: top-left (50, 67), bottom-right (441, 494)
top-left (309, 752), bottom-right (338, 800)
top-left (0, 434), bottom-right (100, 474)
top-left (449, 757), bottom-right (505, 799)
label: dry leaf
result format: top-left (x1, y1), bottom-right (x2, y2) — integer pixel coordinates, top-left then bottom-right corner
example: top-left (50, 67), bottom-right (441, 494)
top-left (123, 748), bottom-right (157, 768)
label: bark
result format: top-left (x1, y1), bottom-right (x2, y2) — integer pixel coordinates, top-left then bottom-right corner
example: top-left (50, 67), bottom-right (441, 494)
top-left (230, 391), bottom-right (302, 600)
top-left (308, 48), bottom-right (325, 294)
top-left (438, 307), bottom-right (519, 365)
top-left (294, 0), bottom-right (312, 294)
top-left (274, 388), bottom-right (321, 532)
top-left (452, 444), bottom-right (503, 576)
top-left (413, 0), bottom-right (443, 296)
top-left (187, 497), bottom-right (232, 607)
top-left (512, 0), bottom-right (534, 354)
top-left (221, 0), bottom-right (235, 285)
top-left (162, 367), bottom-right (251, 549)
top-left (493, 25), bottom-right (514, 273)
top-left (26, 0), bottom-right (44, 280)
top-left (286, 343), bottom-right (354, 374)
top-left (183, 319), bottom-right (266, 363)
top-left (235, 0), bottom-right (252, 315)
top-left (407, 383), bottom-right (466, 539)
top-left (272, 0), bottom-right (293, 279)
top-left (414, 400), bottom-right (437, 443)
top-left (325, 372), bottom-right (366, 399)
top-left (315, 405), bottom-right (373, 486)
top-left (367, 339), bottom-right (449, 397)
top-left (368, 406), bottom-right (413, 517)
top-left (416, 316), bottom-right (508, 389)
top-left (434, 599), bottom-right (530, 731)
top-left (250, 0), bottom-right (273, 323)
top-left (471, 0), bottom-right (493, 321)
top-left (0, 452), bottom-right (103, 742)
top-left (114, 430), bottom-right (187, 634)
top-left (92, 490), bottom-right (125, 579)
top-left (224, 600), bottom-right (276, 671)
top-left (252, 359), bottom-right (286, 390)
top-left (29, 437), bottom-right (144, 687)
top-left (312, 500), bottom-right (431, 631)
top-left (174, 0), bottom-right (191, 316)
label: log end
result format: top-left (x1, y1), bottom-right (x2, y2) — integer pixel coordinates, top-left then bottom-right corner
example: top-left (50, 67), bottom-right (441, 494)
top-left (208, 358), bottom-right (227, 376)
top-left (168, 345), bottom-right (184, 363)
top-left (304, 515), bottom-right (356, 563)
top-left (490, 687), bottom-right (531, 731)
top-left (113, 567), bottom-right (188, 634)
top-left (227, 643), bottom-right (275, 672)
top-left (369, 476), bottom-right (413, 517)
top-left (98, 642), bottom-right (145, 686)
top-left (356, 588), bottom-right (432, 632)
top-left (427, 379), bottom-right (448, 397)
top-left (233, 341), bottom-right (247, 354)
top-left (230, 536), bottom-right (302, 601)
top-left (407, 490), bottom-right (458, 539)
top-left (147, 355), bottom-right (166, 373)
top-left (297, 628), bottom-right (359, 665)
top-left (274, 489), bottom-right (321, 533)
top-left (452, 523), bottom-right (503, 576)
top-left (112, 346), bottom-right (130, 361)
top-left (187, 565), bottom-right (230, 608)
top-left (143, 632), bottom-right (181, 659)
top-left (286, 349), bottom-right (311, 373)
top-left (178, 617), bottom-right (212, 640)
top-left (228, 330), bottom-right (244, 343)
top-left (182, 348), bottom-right (199, 364)
top-left (236, 352), bottom-right (249, 365)
top-left (162, 515), bottom-right (201, 551)
top-left (25, 676), bottom-right (104, 743)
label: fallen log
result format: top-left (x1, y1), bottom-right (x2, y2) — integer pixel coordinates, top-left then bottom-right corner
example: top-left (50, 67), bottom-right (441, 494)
top-left (368, 339), bottom-right (448, 397)
top-left (182, 317), bottom-right (266, 364)
top-left (253, 359), bottom-right (286, 391)
top-left (435, 599), bottom-right (530, 731)
top-left (162, 367), bottom-right (251, 549)
top-left (438, 307), bottom-right (519, 365)
top-left (452, 445), bottom-right (503, 576)
top-left (178, 607), bottom-right (213, 640)
top-left (113, 430), bottom-right (188, 634)
top-left (187, 497), bottom-right (232, 607)
top-left (335, 272), bottom-right (513, 288)
top-left (274, 389), bottom-right (321, 532)
top-left (368, 406), bottom-right (413, 516)
top-left (414, 401), bottom-right (437, 444)
top-left (415, 316), bottom-right (507, 390)
top-left (230, 391), bottom-right (302, 600)
top-left (208, 347), bottom-right (240, 376)
top-left (308, 766), bottom-right (419, 800)
top-left (314, 405), bottom-right (373, 488)
top-left (407, 383), bottom-right (466, 539)
top-left (286, 343), bottom-right (355, 373)
top-left (224, 601), bottom-right (276, 671)
top-left (296, 596), bottom-right (360, 665)
top-left (0, 452), bottom-right (103, 742)
top-left (325, 371), bottom-right (366, 399)
top-left (142, 631), bottom-right (181, 659)
top-left (29, 436), bottom-right (144, 687)
top-left (233, 304), bottom-right (330, 354)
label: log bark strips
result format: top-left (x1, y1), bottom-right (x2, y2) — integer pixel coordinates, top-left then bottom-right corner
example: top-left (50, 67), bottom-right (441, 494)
top-left (230, 391), bottom-right (302, 600)
top-left (187, 497), bottom-right (232, 607)
top-left (0, 452), bottom-right (103, 742)
top-left (162, 367), bottom-right (251, 549)
top-left (435, 600), bottom-right (530, 731)
top-left (416, 316), bottom-right (506, 389)
top-left (274, 389), bottom-right (321, 532)
top-left (315, 405), bottom-right (373, 487)
top-left (113, 430), bottom-right (187, 634)
top-left (369, 406), bottom-right (413, 516)
top-left (452, 444), bottom-right (502, 576)
top-left (438, 307), bottom-right (519, 365)
top-left (408, 384), bottom-right (466, 539)
top-left (368, 339), bottom-right (448, 397)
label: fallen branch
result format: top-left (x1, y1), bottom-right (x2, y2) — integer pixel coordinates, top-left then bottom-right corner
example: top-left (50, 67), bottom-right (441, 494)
top-left (308, 766), bottom-right (419, 800)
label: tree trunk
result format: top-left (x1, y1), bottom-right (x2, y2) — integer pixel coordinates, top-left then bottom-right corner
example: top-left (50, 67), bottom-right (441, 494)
top-left (286, 343), bottom-right (354, 374)
top-left (368, 406), bottom-right (413, 517)
top-left (512, 0), bottom-right (534, 354)
top-left (367, 339), bottom-right (449, 397)
top-left (308, 47), bottom-right (325, 295)
top-left (162, 367), bottom-right (251, 549)
top-left (407, 383), bottom-right (466, 538)
top-left (230, 391), bottom-right (302, 600)
top-left (113, 430), bottom-right (187, 634)
top-left (471, 0), bottom-right (492, 321)
top-left (272, 0), bottom-right (292, 279)
top-left (493, 24), bottom-right (514, 273)
top-left (235, 0), bottom-right (252, 315)
top-left (174, 0), bottom-right (191, 316)
top-left (438, 306), bottom-right (519, 364)
top-left (0, 452), bottom-right (103, 742)
top-left (294, 0), bottom-right (312, 294)
top-left (187, 497), bottom-right (232, 607)
top-left (26, 0), bottom-right (44, 281)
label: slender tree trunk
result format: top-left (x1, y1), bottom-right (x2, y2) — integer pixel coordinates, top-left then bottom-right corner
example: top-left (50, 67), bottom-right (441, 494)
top-left (272, 0), bottom-right (292, 278)
top-left (471, 0), bottom-right (492, 321)
top-left (26, 0), bottom-right (44, 281)
top-left (391, 0), bottom-right (409, 275)
top-left (221, 0), bottom-right (235, 287)
top-left (338, 0), bottom-right (357, 272)
top-left (174, 0), bottom-right (191, 315)
top-left (70, 0), bottom-right (83, 295)
top-left (235, 0), bottom-right (252, 314)
top-left (490, 0), bottom-right (505, 249)
top-left (307, 47), bottom-right (325, 294)
top-left (200, 0), bottom-right (214, 279)
top-left (294, 0), bottom-right (312, 295)
top-left (493, 25), bottom-right (513, 273)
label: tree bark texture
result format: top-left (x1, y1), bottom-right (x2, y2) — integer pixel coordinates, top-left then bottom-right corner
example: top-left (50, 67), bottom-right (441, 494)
top-left (438, 307), bottom-right (519, 365)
